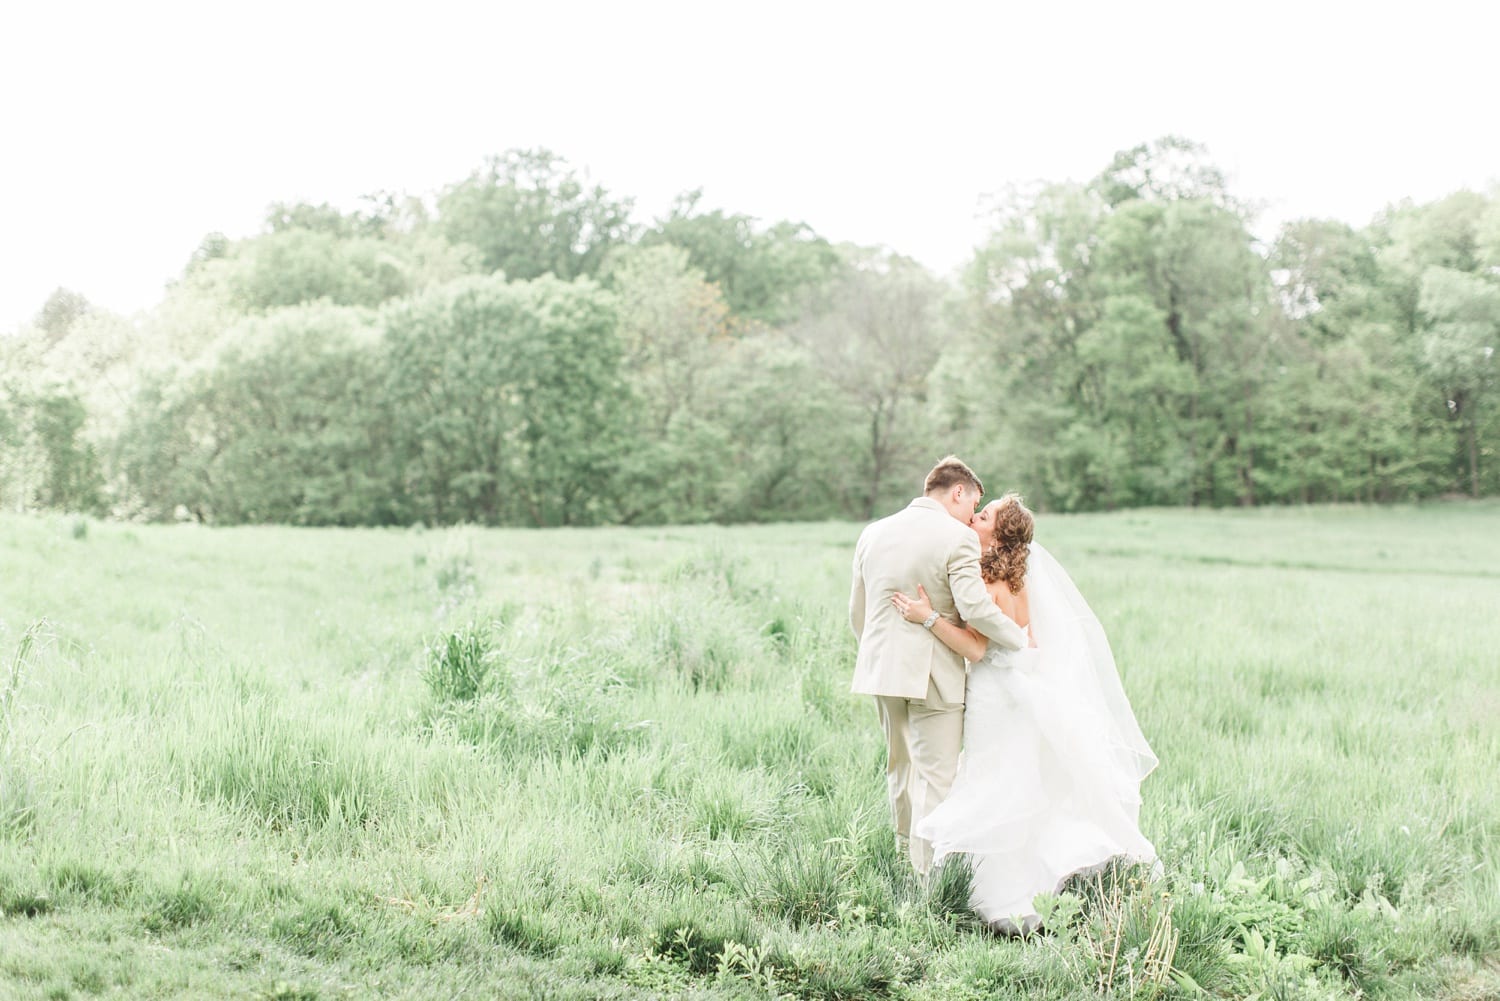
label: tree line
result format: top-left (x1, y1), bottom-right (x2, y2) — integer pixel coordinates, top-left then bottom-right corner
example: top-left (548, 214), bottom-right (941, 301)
top-left (2, 139), bottom-right (1496, 525)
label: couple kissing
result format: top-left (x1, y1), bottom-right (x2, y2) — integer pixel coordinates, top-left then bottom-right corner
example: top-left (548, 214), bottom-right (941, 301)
top-left (849, 456), bottom-right (1158, 933)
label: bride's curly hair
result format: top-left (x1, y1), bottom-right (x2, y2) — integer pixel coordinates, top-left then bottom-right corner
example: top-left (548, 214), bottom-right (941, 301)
top-left (980, 493), bottom-right (1034, 594)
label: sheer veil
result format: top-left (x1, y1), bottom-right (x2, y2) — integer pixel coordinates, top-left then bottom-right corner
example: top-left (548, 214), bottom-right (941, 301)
top-left (1025, 541), bottom-right (1158, 787)
top-left (917, 538), bottom-right (1158, 903)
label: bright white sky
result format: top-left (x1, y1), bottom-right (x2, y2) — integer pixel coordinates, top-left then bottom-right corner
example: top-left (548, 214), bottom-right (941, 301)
top-left (2, 0), bottom-right (1496, 333)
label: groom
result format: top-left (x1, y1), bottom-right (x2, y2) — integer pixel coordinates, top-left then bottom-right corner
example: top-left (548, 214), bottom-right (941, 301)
top-left (849, 455), bottom-right (1028, 874)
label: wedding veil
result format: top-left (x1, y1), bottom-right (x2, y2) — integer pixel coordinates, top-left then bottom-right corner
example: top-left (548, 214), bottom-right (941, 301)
top-left (1024, 542), bottom-right (1158, 787)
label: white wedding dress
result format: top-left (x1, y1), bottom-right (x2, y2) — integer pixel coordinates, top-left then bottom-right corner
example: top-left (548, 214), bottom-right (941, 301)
top-left (914, 543), bottom-right (1158, 930)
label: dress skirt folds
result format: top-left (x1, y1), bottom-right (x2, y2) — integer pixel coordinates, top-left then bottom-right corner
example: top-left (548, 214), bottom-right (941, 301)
top-left (914, 543), bottom-right (1158, 928)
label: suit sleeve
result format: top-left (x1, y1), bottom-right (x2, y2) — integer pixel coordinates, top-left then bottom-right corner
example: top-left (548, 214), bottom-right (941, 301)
top-left (948, 532), bottom-right (1027, 650)
top-left (848, 530), bottom-right (867, 639)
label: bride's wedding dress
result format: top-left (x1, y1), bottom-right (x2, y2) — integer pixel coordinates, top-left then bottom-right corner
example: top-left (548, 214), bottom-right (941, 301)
top-left (914, 543), bottom-right (1158, 930)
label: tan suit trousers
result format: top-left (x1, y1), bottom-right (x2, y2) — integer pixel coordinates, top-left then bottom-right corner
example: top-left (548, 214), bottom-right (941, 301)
top-left (873, 677), bottom-right (964, 875)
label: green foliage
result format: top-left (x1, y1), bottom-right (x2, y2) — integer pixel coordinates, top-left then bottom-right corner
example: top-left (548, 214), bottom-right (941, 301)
top-left (229, 229), bottom-right (410, 310)
top-left (0, 384), bottom-right (103, 514)
top-left (421, 621), bottom-right (495, 703)
top-left (1295, 905), bottom-right (1388, 995)
top-left (772, 928), bottom-right (925, 1000)
top-left (791, 248), bottom-right (953, 517)
top-left (953, 145), bottom-right (1500, 510)
top-left (114, 304), bottom-right (398, 524)
top-left (212, 200), bottom-right (476, 314)
top-left (382, 272), bottom-right (629, 526)
top-left (651, 910), bottom-right (759, 974)
top-left (643, 189), bottom-right (845, 325)
top-left (437, 148), bottom-right (634, 281)
top-left (32, 287), bottom-right (91, 344)
top-left (1419, 264), bottom-right (1499, 496)
top-left (418, 607), bottom-right (643, 761)
top-left (9, 144), bottom-right (1500, 525)
top-left (429, 657), bottom-right (640, 761)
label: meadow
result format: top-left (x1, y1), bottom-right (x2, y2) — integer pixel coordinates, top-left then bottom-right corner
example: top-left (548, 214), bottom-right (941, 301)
top-left (0, 504), bottom-right (1497, 1000)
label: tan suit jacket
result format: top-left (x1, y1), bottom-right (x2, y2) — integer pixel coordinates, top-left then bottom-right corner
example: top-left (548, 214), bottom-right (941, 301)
top-left (849, 496), bottom-right (1028, 703)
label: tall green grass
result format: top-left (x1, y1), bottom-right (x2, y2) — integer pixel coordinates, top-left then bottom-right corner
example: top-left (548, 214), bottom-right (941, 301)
top-left (0, 504), bottom-right (1497, 998)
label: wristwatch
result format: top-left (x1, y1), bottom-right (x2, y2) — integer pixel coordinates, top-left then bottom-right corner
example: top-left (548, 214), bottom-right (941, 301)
top-left (921, 611), bottom-right (940, 630)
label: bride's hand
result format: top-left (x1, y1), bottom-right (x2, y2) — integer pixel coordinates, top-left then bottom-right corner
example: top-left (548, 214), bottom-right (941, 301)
top-left (891, 584), bottom-right (935, 624)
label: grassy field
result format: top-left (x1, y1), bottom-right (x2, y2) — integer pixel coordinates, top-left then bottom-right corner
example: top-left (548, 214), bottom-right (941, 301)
top-left (1, 504), bottom-right (1497, 1000)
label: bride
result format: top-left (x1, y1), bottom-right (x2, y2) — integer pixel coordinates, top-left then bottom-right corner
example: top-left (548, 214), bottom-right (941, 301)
top-left (891, 493), bottom-right (1158, 933)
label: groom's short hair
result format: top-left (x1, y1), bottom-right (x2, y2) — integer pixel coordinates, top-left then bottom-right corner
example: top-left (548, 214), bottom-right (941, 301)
top-left (924, 456), bottom-right (983, 497)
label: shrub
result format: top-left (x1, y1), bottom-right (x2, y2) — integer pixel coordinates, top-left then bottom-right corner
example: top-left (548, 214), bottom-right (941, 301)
top-left (1, 621), bottom-right (45, 749)
top-left (923, 939), bottom-right (1088, 1000)
top-left (633, 551), bottom-right (779, 693)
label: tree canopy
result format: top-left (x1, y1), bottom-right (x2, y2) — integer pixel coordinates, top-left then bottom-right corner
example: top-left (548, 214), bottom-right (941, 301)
top-left (4, 142), bottom-right (1495, 524)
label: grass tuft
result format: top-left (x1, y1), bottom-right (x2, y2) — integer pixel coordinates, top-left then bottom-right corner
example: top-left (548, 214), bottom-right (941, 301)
top-left (651, 908), bottom-right (759, 975)
top-left (486, 906), bottom-right (563, 956)
top-left (0, 885), bottom-right (53, 918)
top-left (744, 838), bottom-right (847, 928)
top-left (778, 930), bottom-right (918, 1000)
top-left (270, 901), bottom-right (361, 959)
top-left (191, 699), bottom-right (398, 830)
top-left (1297, 906), bottom-right (1389, 994)
top-left (142, 877), bottom-right (216, 933)
top-left (421, 620), bottom-right (496, 703)
top-left (925, 855), bottom-right (979, 927)
top-left (50, 861), bottom-right (133, 906)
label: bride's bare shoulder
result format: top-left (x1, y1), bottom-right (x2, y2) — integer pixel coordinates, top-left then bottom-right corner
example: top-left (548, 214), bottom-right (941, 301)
top-left (990, 580), bottom-right (1030, 628)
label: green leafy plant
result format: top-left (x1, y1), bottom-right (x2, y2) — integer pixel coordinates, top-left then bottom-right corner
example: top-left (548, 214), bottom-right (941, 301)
top-left (422, 621), bottom-right (495, 703)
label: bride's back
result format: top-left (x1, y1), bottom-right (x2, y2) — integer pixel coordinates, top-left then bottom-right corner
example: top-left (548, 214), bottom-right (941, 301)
top-left (989, 579), bottom-right (1030, 632)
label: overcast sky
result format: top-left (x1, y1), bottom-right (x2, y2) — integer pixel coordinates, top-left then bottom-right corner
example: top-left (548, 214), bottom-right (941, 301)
top-left (2, 0), bottom-right (1496, 333)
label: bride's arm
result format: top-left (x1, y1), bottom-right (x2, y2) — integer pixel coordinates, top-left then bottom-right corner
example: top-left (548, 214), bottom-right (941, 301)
top-left (891, 585), bottom-right (988, 662)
